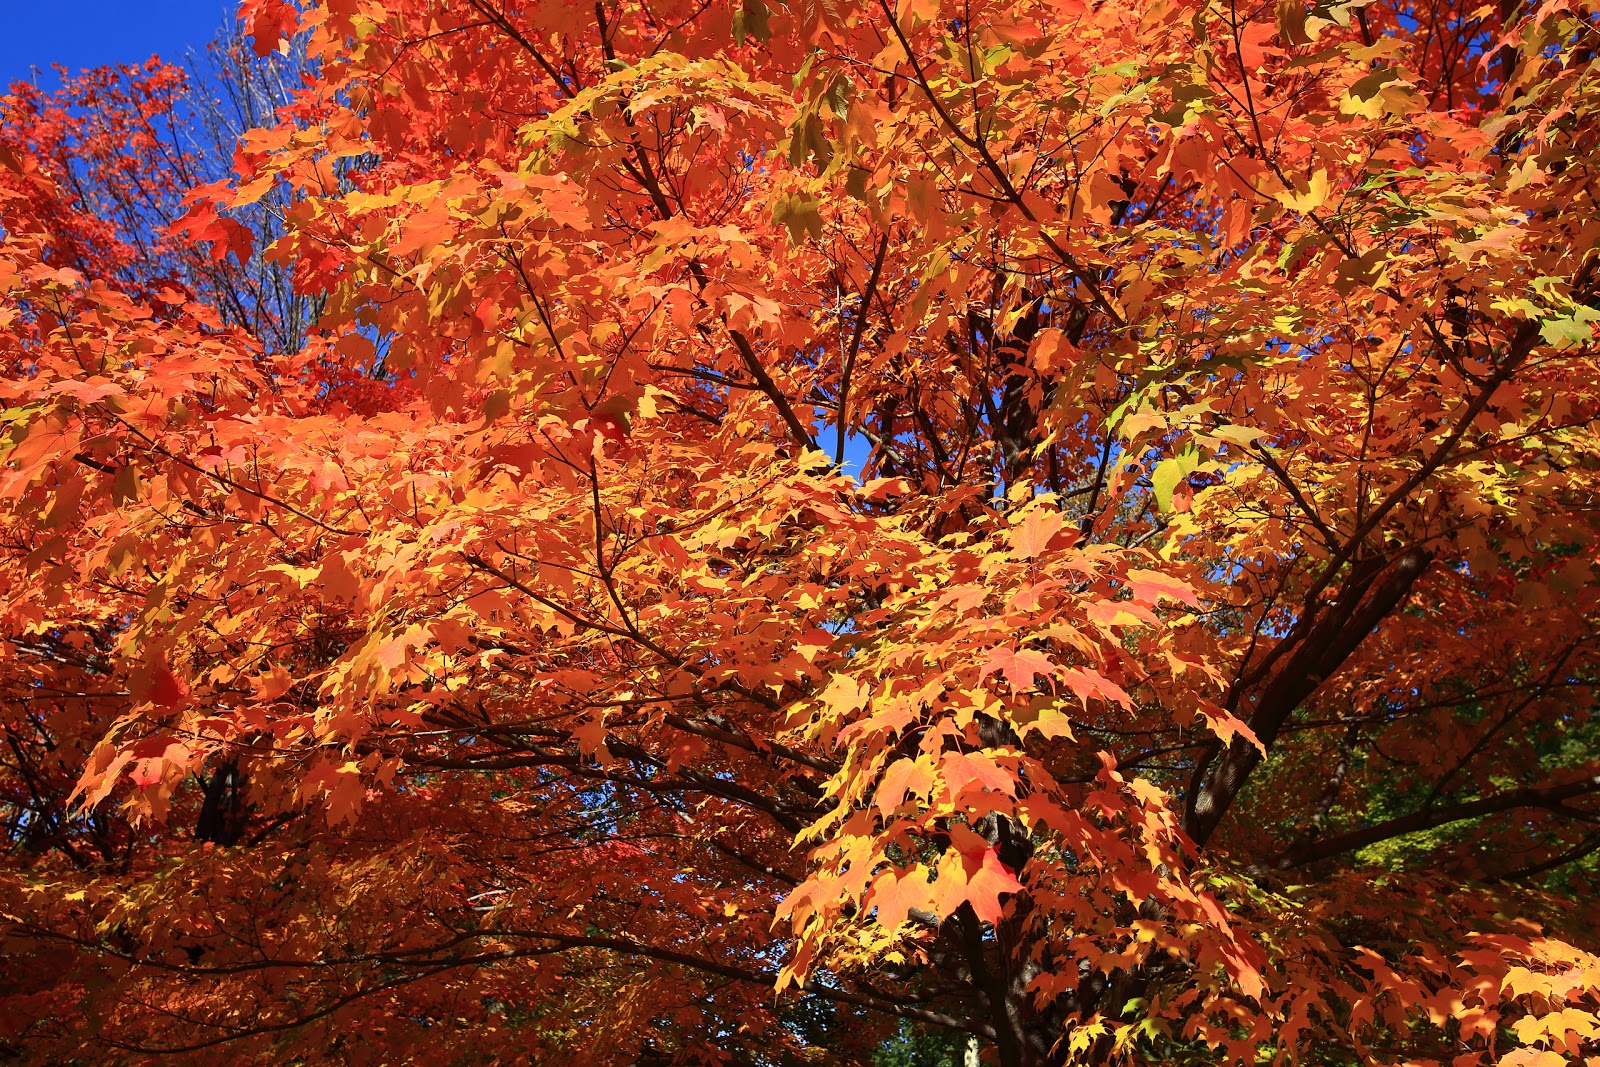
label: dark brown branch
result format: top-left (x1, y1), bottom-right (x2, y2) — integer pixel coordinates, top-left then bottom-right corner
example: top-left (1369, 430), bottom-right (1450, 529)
top-left (836, 233), bottom-right (891, 467)
top-left (1275, 773), bottom-right (1600, 868)
top-left (1186, 545), bottom-right (1434, 846)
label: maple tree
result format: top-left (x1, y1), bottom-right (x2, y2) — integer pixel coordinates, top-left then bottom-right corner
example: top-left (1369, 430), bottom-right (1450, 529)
top-left (0, 31), bottom-right (318, 347)
top-left (3, 0), bottom-right (1600, 1061)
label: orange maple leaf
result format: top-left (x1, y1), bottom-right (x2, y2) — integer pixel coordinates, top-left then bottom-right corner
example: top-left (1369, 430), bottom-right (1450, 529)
top-left (981, 646), bottom-right (1058, 691)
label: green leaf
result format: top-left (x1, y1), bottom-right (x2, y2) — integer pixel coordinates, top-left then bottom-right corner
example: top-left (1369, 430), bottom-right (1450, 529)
top-left (1151, 446), bottom-right (1200, 513)
top-left (1539, 307), bottom-right (1600, 350)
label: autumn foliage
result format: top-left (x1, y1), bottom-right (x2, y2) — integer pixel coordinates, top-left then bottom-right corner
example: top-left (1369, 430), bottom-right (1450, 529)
top-left (3, 0), bottom-right (1600, 1062)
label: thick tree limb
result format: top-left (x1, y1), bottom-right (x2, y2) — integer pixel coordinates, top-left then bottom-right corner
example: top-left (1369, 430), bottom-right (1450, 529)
top-left (1275, 773), bottom-right (1600, 868)
top-left (1187, 546), bottom-right (1434, 846)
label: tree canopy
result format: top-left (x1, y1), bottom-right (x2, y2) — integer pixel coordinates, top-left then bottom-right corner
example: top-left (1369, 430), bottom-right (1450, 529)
top-left (3, 0), bottom-right (1600, 1063)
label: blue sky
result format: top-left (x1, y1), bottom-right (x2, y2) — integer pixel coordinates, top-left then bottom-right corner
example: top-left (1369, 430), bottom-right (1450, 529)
top-left (2, 0), bottom-right (237, 89)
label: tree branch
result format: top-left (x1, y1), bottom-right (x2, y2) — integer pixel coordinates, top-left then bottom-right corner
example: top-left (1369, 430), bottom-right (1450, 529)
top-left (1275, 773), bottom-right (1600, 868)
